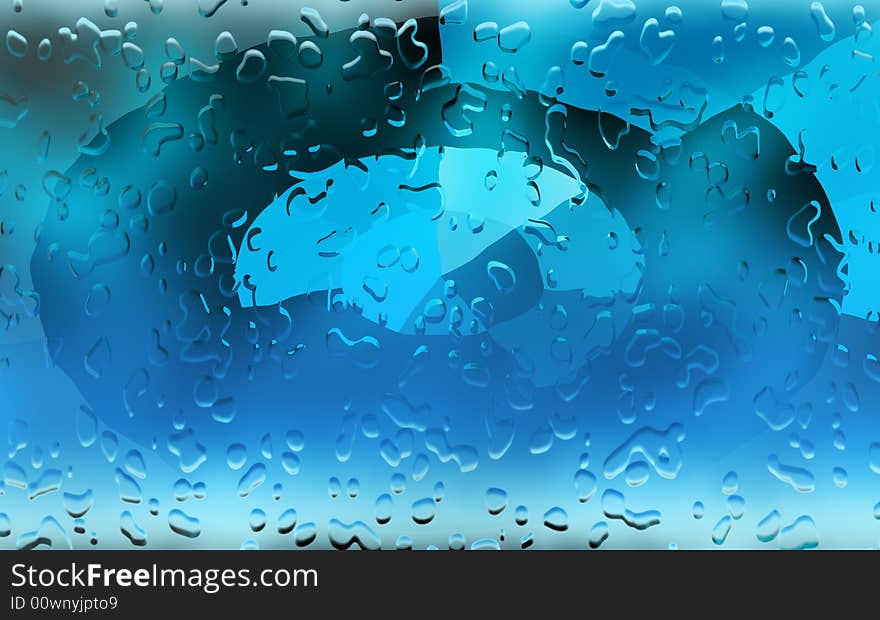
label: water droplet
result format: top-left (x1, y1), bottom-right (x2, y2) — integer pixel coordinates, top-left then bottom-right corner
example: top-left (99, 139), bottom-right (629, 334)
top-left (728, 495), bottom-right (746, 519)
top-left (173, 478), bottom-right (191, 501)
top-left (485, 487), bottom-right (508, 515)
top-left (237, 463), bottom-right (267, 497)
top-left (249, 509), bottom-right (266, 532)
top-left (810, 2), bottom-right (835, 42)
top-left (779, 515), bottom-right (818, 550)
top-left (294, 522), bottom-right (317, 547)
top-left (226, 443), bottom-right (246, 470)
top-left (298, 41), bottom-right (323, 68)
top-left (329, 519), bottom-right (381, 550)
top-left (411, 497), bottom-right (436, 524)
top-left (375, 493), bottom-right (393, 525)
top-left (282, 452), bottom-right (300, 476)
top-left (6, 30), bottom-right (28, 58)
top-left (712, 515), bottom-right (732, 545)
top-left (168, 509), bottom-right (200, 538)
top-left (63, 490), bottom-right (93, 518)
top-left (120, 511), bottom-right (146, 546)
top-left (756, 510), bottom-right (781, 542)
top-left (487, 261), bottom-right (516, 293)
top-left (575, 469), bottom-right (597, 502)
top-left (543, 506), bottom-right (569, 532)
top-left (589, 521), bottom-right (609, 548)
top-left (498, 21), bottom-right (531, 52)
top-left (722, 471), bottom-right (738, 495)
top-left (278, 508), bottom-right (297, 534)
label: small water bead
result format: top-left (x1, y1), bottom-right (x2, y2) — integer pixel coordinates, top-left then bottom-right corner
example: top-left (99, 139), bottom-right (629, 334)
top-left (782, 36), bottom-right (801, 67)
top-left (193, 482), bottom-right (206, 499)
top-left (165, 37), bottom-right (185, 64)
top-left (63, 491), bottom-right (93, 519)
top-left (362, 416), bottom-right (380, 438)
top-left (692, 501), bottom-right (705, 519)
top-left (779, 515), bottom-right (818, 550)
top-left (624, 461), bottom-right (650, 487)
top-left (286, 430), bottom-right (304, 451)
top-left (249, 509), bottom-right (266, 532)
top-left (411, 497), bottom-right (436, 524)
top-left (121, 42), bottom-right (145, 70)
top-left (375, 493), bottom-right (393, 525)
top-left (278, 509), bottom-right (297, 534)
top-left (100, 431), bottom-right (118, 462)
top-left (168, 509), bottom-right (200, 538)
top-left (448, 533), bottom-right (466, 550)
top-left (260, 433), bottom-right (272, 459)
top-left (728, 495), bottom-right (746, 520)
top-left (757, 510), bottom-right (781, 542)
top-left (173, 478), bottom-right (192, 501)
top-left (757, 25), bottom-right (774, 47)
top-left (721, 0), bottom-right (748, 21)
top-left (712, 515), bottom-right (732, 545)
top-left (124, 450), bottom-right (146, 479)
top-left (298, 40), bottom-right (323, 68)
top-left (484, 169), bottom-right (498, 190)
top-left (712, 35), bottom-right (724, 63)
top-left (136, 69), bottom-right (151, 92)
top-left (497, 21), bottom-right (531, 53)
top-left (575, 469), bottom-right (597, 503)
top-left (281, 452), bottom-right (300, 475)
top-left (722, 471), bottom-right (738, 495)
top-left (800, 439), bottom-right (815, 459)
top-left (328, 476), bottom-right (341, 499)
top-left (237, 464), bottom-right (267, 498)
top-left (589, 521), bottom-right (610, 549)
top-left (810, 1), bottom-right (835, 42)
top-left (294, 523), bottom-right (317, 547)
top-left (412, 453), bottom-right (429, 481)
top-left (543, 507), bottom-right (569, 532)
top-left (486, 487), bottom-right (508, 515)
top-left (226, 443), bottom-right (246, 470)
top-left (214, 31), bottom-right (238, 61)
top-left (390, 473), bottom-right (406, 494)
top-left (189, 166), bottom-right (208, 190)
top-left (6, 30), bottom-right (28, 58)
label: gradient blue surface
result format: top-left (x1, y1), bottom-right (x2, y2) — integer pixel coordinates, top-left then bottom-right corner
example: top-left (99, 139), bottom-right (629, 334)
top-left (1, 0), bottom-right (880, 550)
